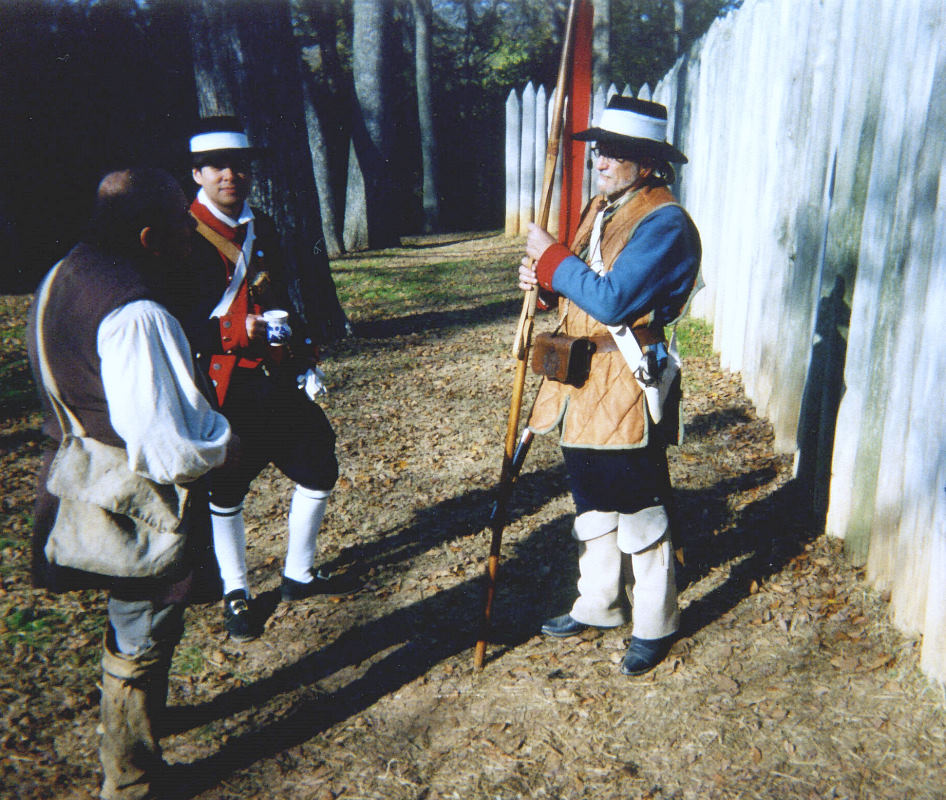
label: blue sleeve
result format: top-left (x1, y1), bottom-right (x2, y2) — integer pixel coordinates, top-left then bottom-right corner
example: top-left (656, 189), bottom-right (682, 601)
top-left (550, 206), bottom-right (701, 326)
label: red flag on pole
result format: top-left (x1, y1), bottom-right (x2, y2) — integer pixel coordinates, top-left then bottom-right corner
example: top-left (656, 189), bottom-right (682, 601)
top-left (558, 0), bottom-right (593, 245)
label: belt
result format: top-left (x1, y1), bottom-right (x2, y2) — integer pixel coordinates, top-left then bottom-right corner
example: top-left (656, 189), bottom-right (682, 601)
top-left (587, 335), bottom-right (618, 354)
top-left (586, 328), bottom-right (666, 355)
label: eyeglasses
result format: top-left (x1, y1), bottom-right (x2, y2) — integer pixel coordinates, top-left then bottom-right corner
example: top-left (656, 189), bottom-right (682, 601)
top-left (590, 146), bottom-right (630, 163)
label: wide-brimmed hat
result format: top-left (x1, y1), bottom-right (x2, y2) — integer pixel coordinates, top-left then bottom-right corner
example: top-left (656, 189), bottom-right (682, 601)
top-left (574, 96), bottom-right (687, 164)
top-left (189, 116), bottom-right (264, 165)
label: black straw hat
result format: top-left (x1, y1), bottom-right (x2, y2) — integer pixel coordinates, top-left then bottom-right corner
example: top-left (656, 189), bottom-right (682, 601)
top-left (189, 116), bottom-right (264, 164)
top-left (573, 96), bottom-right (687, 164)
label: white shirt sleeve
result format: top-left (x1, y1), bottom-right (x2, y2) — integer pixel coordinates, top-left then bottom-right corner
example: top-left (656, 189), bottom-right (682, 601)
top-left (97, 299), bottom-right (231, 485)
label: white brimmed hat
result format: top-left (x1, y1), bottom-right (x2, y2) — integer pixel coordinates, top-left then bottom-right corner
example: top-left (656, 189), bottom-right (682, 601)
top-left (574, 96), bottom-right (687, 164)
top-left (189, 116), bottom-right (264, 164)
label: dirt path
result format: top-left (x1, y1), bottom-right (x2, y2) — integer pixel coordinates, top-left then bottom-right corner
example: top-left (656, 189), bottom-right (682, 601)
top-left (1, 234), bottom-right (944, 800)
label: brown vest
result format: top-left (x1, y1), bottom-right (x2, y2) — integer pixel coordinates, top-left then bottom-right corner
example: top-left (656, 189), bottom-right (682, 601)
top-left (28, 243), bottom-right (153, 447)
top-left (528, 186), bottom-right (679, 448)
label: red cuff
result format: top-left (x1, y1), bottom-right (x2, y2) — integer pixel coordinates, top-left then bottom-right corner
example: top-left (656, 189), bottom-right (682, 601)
top-left (219, 313), bottom-right (249, 353)
top-left (535, 243), bottom-right (573, 291)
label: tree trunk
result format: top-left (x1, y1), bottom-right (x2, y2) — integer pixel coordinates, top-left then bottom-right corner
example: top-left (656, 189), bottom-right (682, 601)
top-left (188, 0), bottom-right (349, 341)
top-left (591, 0), bottom-right (610, 89)
top-left (295, 0), bottom-right (347, 259)
top-left (343, 0), bottom-right (399, 252)
top-left (673, 0), bottom-right (685, 57)
top-left (302, 76), bottom-right (343, 259)
top-left (411, 0), bottom-right (440, 234)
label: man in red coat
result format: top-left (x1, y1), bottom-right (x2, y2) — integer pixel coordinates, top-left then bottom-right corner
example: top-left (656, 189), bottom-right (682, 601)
top-left (175, 117), bottom-right (353, 642)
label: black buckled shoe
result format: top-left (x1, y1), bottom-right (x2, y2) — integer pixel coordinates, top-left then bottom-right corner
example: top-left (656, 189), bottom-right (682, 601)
top-left (223, 590), bottom-right (258, 642)
top-left (280, 567), bottom-right (361, 602)
top-left (540, 614), bottom-right (589, 638)
top-left (620, 634), bottom-right (675, 675)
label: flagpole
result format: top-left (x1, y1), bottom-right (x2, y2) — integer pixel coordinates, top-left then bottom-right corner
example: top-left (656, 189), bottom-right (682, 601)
top-left (474, 0), bottom-right (586, 671)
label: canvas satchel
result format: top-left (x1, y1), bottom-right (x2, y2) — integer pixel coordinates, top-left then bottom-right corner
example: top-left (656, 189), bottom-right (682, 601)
top-left (35, 264), bottom-right (190, 579)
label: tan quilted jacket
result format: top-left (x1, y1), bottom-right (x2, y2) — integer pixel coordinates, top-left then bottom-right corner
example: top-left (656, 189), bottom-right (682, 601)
top-left (528, 185), bottom-right (678, 448)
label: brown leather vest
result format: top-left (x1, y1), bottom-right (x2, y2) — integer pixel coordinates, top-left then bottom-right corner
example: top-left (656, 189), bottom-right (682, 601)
top-left (528, 186), bottom-right (679, 448)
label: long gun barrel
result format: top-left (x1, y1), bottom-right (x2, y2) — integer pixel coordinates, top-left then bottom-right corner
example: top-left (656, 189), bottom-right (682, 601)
top-left (474, 0), bottom-right (584, 671)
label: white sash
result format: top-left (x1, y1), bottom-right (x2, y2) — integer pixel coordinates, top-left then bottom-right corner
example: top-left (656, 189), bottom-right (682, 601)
top-left (208, 226), bottom-right (255, 319)
top-left (196, 190), bottom-right (257, 319)
top-left (587, 203), bottom-right (680, 424)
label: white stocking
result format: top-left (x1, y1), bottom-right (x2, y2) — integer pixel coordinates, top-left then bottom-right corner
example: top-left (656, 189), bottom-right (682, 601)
top-left (210, 502), bottom-right (249, 596)
top-left (628, 535), bottom-right (680, 640)
top-left (284, 485), bottom-right (331, 583)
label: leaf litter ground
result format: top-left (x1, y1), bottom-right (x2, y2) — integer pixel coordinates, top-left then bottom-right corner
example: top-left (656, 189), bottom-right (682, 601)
top-left (1, 233), bottom-right (944, 800)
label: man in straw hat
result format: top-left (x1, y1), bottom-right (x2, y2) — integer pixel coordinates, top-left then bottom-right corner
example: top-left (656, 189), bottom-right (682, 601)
top-left (173, 116), bottom-right (352, 644)
top-left (518, 95), bottom-right (702, 675)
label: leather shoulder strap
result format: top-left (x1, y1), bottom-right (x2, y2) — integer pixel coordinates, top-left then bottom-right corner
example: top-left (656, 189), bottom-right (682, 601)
top-left (191, 214), bottom-right (243, 265)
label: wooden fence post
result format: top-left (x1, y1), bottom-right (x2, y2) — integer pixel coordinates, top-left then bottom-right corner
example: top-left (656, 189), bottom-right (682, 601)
top-left (533, 83), bottom-right (548, 231)
top-left (505, 89), bottom-right (521, 236)
top-left (518, 81), bottom-right (536, 235)
top-left (548, 88), bottom-right (562, 238)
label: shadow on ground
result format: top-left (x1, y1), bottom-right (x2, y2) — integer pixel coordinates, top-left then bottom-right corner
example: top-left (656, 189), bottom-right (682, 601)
top-left (164, 421), bottom-right (816, 794)
top-left (349, 299), bottom-right (520, 340)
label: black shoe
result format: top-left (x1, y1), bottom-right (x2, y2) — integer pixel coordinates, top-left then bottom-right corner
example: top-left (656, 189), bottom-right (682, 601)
top-left (223, 590), bottom-right (258, 642)
top-left (540, 614), bottom-right (589, 638)
top-left (620, 634), bottom-right (675, 675)
top-left (280, 567), bottom-right (361, 602)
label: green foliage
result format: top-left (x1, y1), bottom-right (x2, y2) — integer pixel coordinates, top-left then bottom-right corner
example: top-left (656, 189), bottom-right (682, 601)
top-left (610, 0), bottom-right (740, 90)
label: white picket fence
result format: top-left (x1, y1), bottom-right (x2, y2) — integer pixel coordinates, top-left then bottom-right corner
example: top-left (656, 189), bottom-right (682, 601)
top-left (504, 81), bottom-right (641, 237)
top-left (507, 0), bottom-right (946, 685)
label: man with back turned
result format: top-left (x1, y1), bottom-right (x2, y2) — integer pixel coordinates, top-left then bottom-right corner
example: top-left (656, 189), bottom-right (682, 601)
top-left (28, 168), bottom-right (233, 798)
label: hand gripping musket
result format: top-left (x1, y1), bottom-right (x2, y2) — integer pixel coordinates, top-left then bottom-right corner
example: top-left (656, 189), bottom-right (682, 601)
top-left (474, 0), bottom-right (584, 671)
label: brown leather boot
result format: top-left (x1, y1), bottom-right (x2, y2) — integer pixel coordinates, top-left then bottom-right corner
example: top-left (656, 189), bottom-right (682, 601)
top-left (99, 633), bottom-right (171, 800)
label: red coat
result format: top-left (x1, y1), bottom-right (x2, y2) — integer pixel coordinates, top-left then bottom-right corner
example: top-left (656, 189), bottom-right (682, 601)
top-left (180, 199), bottom-right (314, 406)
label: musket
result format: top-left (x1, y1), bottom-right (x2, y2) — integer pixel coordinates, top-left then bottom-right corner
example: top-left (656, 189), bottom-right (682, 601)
top-left (474, 0), bottom-right (583, 671)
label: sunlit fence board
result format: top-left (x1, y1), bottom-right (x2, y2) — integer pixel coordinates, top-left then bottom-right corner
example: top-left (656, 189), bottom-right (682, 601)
top-left (650, 0), bottom-right (946, 683)
top-left (507, 0), bottom-right (946, 684)
top-left (504, 83), bottom-right (638, 239)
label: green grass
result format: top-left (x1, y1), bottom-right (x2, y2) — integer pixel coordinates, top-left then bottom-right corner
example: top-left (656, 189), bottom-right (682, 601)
top-left (676, 316), bottom-right (714, 359)
top-left (172, 643), bottom-right (207, 676)
top-left (2, 605), bottom-right (67, 647)
top-left (330, 248), bottom-right (518, 324)
top-left (329, 242), bottom-right (716, 358)
top-left (0, 526), bottom-right (29, 579)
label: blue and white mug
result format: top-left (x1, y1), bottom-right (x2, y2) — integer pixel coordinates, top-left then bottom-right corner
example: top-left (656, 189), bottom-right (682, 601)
top-left (263, 309), bottom-right (292, 345)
